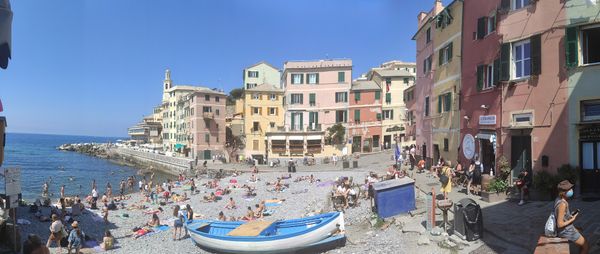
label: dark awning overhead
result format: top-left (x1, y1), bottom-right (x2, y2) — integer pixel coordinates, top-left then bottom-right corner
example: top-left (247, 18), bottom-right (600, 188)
top-left (0, 0), bottom-right (12, 69)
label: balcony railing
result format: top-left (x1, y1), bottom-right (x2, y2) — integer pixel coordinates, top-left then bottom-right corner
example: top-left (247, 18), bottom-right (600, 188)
top-left (307, 123), bottom-right (322, 131)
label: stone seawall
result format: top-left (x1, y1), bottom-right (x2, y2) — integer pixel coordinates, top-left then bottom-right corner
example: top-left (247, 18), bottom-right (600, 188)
top-left (107, 147), bottom-right (194, 176)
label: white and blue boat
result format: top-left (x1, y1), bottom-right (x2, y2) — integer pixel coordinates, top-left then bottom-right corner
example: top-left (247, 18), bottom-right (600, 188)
top-left (186, 212), bottom-right (346, 253)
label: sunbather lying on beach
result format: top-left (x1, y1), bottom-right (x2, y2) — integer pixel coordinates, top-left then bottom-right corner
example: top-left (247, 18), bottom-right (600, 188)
top-left (203, 192), bottom-right (218, 202)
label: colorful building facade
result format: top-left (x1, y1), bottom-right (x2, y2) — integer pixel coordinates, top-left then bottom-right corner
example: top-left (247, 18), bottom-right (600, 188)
top-left (497, 0), bottom-right (569, 178)
top-left (188, 90), bottom-right (226, 160)
top-left (460, 0), bottom-right (502, 172)
top-left (243, 83), bottom-right (285, 162)
top-left (243, 61), bottom-right (281, 90)
top-left (349, 80), bottom-right (382, 153)
top-left (413, 0), bottom-right (444, 162)
top-left (565, 0), bottom-right (600, 196)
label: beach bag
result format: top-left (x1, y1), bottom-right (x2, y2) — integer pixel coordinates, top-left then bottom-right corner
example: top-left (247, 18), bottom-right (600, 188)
top-left (439, 174), bottom-right (449, 186)
top-left (545, 200), bottom-right (563, 237)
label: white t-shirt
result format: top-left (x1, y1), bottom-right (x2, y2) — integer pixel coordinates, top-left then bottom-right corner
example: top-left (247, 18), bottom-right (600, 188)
top-left (410, 148), bottom-right (416, 155)
top-left (138, 181), bottom-right (143, 189)
top-left (92, 189), bottom-right (98, 198)
top-left (50, 220), bottom-right (63, 233)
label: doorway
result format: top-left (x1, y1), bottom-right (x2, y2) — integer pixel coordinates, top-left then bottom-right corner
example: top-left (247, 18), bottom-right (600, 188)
top-left (433, 144), bottom-right (440, 164)
top-left (383, 135), bottom-right (391, 149)
top-left (580, 141), bottom-right (600, 194)
top-left (511, 135), bottom-right (532, 180)
top-left (352, 136), bottom-right (362, 154)
top-left (480, 139), bottom-right (495, 174)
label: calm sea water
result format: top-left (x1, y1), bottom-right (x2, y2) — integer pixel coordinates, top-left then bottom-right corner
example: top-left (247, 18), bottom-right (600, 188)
top-left (1, 133), bottom-right (154, 201)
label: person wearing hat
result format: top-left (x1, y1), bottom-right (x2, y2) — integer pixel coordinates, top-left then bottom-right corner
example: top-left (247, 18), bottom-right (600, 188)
top-left (46, 214), bottom-right (64, 253)
top-left (555, 180), bottom-right (589, 254)
top-left (67, 221), bottom-right (83, 254)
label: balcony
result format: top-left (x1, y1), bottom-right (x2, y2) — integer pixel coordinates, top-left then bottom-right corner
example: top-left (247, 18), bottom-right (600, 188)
top-left (307, 123), bottom-right (322, 131)
top-left (203, 112), bottom-right (214, 119)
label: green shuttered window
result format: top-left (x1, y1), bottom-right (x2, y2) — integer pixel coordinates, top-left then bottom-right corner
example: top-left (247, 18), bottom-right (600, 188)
top-left (355, 91), bottom-right (361, 101)
top-left (385, 93), bottom-right (391, 103)
top-left (566, 27), bottom-right (579, 68)
top-left (375, 91), bottom-right (381, 100)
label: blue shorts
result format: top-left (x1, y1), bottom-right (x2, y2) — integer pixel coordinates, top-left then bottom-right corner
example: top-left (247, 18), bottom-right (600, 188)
top-left (559, 225), bottom-right (581, 242)
top-left (174, 220), bottom-right (183, 228)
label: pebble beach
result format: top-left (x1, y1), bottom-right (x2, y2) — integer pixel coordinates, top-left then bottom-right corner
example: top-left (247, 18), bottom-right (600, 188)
top-left (15, 152), bottom-right (458, 254)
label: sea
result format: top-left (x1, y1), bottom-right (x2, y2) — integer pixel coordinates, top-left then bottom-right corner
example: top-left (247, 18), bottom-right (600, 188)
top-left (1, 133), bottom-right (167, 202)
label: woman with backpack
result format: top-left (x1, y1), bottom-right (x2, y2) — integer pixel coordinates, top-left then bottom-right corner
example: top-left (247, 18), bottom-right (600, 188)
top-left (554, 180), bottom-right (588, 254)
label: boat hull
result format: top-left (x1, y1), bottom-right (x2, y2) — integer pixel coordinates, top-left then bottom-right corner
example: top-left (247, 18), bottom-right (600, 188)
top-left (188, 212), bottom-right (345, 254)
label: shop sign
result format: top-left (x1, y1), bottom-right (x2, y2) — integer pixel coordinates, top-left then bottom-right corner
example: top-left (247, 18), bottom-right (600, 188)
top-left (479, 115), bottom-right (496, 125)
top-left (580, 125), bottom-right (600, 140)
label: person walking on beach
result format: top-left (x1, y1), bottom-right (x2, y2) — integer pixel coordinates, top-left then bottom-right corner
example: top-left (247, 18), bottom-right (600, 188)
top-left (60, 185), bottom-right (65, 199)
top-left (173, 205), bottom-right (185, 241)
top-left (91, 187), bottom-right (98, 210)
top-left (105, 182), bottom-right (112, 199)
top-left (91, 179), bottom-right (96, 193)
top-left (46, 214), bottom-right (64, 254)
top-left (119, 179), bottom-right (126, 200)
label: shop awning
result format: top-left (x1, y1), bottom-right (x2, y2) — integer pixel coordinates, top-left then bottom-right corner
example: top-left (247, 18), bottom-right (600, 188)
top-left (175, 144), bottom-right (184, 149)
top-left (289, 136), bottom-right (304, 141)
top-left (306, 135), bottom-right (322, 140)
top-left (270, 135), bottom-right (286, 140)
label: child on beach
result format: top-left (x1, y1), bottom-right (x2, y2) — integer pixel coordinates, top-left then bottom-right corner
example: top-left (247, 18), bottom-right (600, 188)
top-left (100, 230), bottom-right (114, 251)
top-left (67, 221), bottom-right (83, 254)
top-left (218, 211), bottom-right (227, 221)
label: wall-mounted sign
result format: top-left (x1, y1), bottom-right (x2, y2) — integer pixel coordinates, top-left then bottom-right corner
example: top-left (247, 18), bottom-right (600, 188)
top-left (462, 134), bottom-right (475, 160)
top-left (580, 125), bottom-right (600, 140)
top-left (479, 115), bottom-right (496, 125)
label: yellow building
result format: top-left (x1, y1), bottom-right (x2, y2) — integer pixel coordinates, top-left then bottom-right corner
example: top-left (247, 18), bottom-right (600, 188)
top-left (431, 1), bottom-right (462, 162)
top-left (243, 84), bottom-right (285, 162)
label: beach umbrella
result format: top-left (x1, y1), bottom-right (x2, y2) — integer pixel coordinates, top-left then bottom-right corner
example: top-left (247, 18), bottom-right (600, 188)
top-left (0, 0), bottom-right (12, 69)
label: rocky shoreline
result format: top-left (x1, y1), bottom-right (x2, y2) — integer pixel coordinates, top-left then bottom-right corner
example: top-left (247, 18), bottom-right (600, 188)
top-left (57, 143), bottom-right (111, 159)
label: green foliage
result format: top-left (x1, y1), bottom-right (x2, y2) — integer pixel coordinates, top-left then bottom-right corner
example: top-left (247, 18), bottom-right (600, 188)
top-left (325, 123), bottom-right (346, 145)
top-left (533, 170), bottom-right (558, 194)
top-left (487, 178), bottom-right (510, 193)
top-left (227, 88), bottom-right (244, 105)
top-left (556, 164), bottom-right (579, 185)
top-left (496, 156), bottom-right (512, 182)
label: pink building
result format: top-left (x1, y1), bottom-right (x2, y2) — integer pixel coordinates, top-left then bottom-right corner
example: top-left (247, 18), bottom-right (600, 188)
top-left (283, 59), bottom-right (352, 132)
top-left (412, 1), bottom-right (444, 162)
top-left (460, 0), bottom-right (502, 172)
top-left (189, 90), bottom-right (227, 160)
top-left (349, 80), bottom-right (382, 153)
top-left (497, 0), bottom-right (568, 177)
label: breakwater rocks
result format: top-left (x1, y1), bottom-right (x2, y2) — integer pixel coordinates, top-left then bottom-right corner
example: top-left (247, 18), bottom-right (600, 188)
top-left (57, 143), bottom-right (110, 158)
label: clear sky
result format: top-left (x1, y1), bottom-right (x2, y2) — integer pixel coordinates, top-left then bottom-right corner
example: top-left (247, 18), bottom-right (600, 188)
top-left (0, 0), bottom-right (451, 137)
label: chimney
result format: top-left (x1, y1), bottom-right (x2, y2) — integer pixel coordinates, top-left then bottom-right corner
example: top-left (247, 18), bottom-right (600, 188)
top-left (417, 12), bottom-right (427, 23)
top-left (434, 0), bottom-right (444, 14)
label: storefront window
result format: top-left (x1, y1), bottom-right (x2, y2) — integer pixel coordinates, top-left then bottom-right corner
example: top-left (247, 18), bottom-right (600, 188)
top-left (582, 100), bottom-right (600, 122)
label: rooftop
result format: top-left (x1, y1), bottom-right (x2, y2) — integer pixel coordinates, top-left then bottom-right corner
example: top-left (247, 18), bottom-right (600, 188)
top-left (284, 59), bottom-right (352, 70)
top-left (245, 83), bottom-right (283, 93)
top-left (351, 80), bottom-right (380, 91)
top-left (372, 69), bottom-right (414, 77)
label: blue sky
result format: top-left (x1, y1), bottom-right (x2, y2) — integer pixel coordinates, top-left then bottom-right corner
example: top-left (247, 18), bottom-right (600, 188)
top-left (0, 0), bottom-right (450, 137)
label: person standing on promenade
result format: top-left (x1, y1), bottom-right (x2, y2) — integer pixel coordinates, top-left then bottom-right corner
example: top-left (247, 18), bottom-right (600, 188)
top-left (46, 214), bottom-right (64, 254)
top-left (517, 168), bottom-right (532, 205)
top-left (466, 160), bottom-right (475, 195)
top-left (332, 154), bottom-right (338, 166)
top-left (440, 161), bottom-right (452, 200)
top-left (555, 180), bottom-right (588, 254)
top-left (409, 145), bottom-right (416, 171)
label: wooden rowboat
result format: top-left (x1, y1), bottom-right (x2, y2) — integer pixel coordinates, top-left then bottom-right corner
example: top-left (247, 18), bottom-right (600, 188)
top-left (186, 212), bottom-right (345, 253)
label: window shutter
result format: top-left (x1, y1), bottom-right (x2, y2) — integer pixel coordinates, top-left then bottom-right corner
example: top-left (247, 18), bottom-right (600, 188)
top-left (445, 93), bottom-right (452, 112)
top-left (315, 112), bottom-right (318, 124)
top-left (386, 93), bottom-right (391, 103)
top-left (355, 110), bottom-right (360, 121)
top-left (530, 34), bottom-right (542, 75)
top-left (500, 43), bottom-right (510, 81)
top-left (309, 112), bottom-right (314, 125)
top-left (377, 113), bottom-right (382, 120)
top-left (477, 17), bottom-right (486, 39)
top-left (439, 49), bottom-right (444, 65)
top-left (490, 59), bottom-right (499, 86)
top-left (375, 91), bottom-right (381, 100)
top-left (309, 93), bottom-right (315, 105)
top-left (448, 43), bottom-right (453, 62)
top-left (300, 94), bottom-right (303, 104)
top-left (438, 95), bottom-right (442, 113)
top-left (566, 27), bottom-right (579, 68)
top-left (316, 73), bottom-right (319, 84)
top-left (291, 114), bottom-right (295, 129)
top-left (300, 74), bottom-right (304, 84)
top-left (500, 0), bottom-right (510, 11)
top-left (390, 110), bottom-right (394, 120)
top-left (476, 65), bottom-right (484, 91)
top-left (355, 91), bottom-right (361, 101)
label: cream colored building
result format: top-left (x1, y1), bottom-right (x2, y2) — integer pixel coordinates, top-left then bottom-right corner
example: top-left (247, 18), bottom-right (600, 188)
top-left (243, 61), bottom-right (281, 90)
top-left (368, 61), bottom-right (416, 149)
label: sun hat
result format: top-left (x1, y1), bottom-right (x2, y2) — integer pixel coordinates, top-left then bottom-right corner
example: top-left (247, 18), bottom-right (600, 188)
top-left (557, 180), bottom-right (574, 191)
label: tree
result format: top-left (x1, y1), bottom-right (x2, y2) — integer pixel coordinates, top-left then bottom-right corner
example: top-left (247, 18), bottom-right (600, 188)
top-left (227, 88), bottom-right (244, 105)
top-left (225, 126), bottom-right (245, 162)
top-left (325, 123), bottom-right (346, 146)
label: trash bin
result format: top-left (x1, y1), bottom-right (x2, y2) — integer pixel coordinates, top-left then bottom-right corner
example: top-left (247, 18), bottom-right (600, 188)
top-left (342, 161), bottom-right (350, 169)
top-left (352, 161), bottom-right (358, 168)
top-left (372, 178), bottom-right (416, 218)
top-left (453, 198), bottom-right (483, 241)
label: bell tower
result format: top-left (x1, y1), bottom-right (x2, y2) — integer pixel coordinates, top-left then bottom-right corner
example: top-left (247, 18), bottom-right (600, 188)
top-left (164, 69), bottom-right (172, 90)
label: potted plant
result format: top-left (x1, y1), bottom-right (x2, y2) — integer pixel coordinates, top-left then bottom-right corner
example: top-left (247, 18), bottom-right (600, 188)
top-left (531, 170), bottom-right (557, 201)
top-left (481, 156), bottom-right (511, 203)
